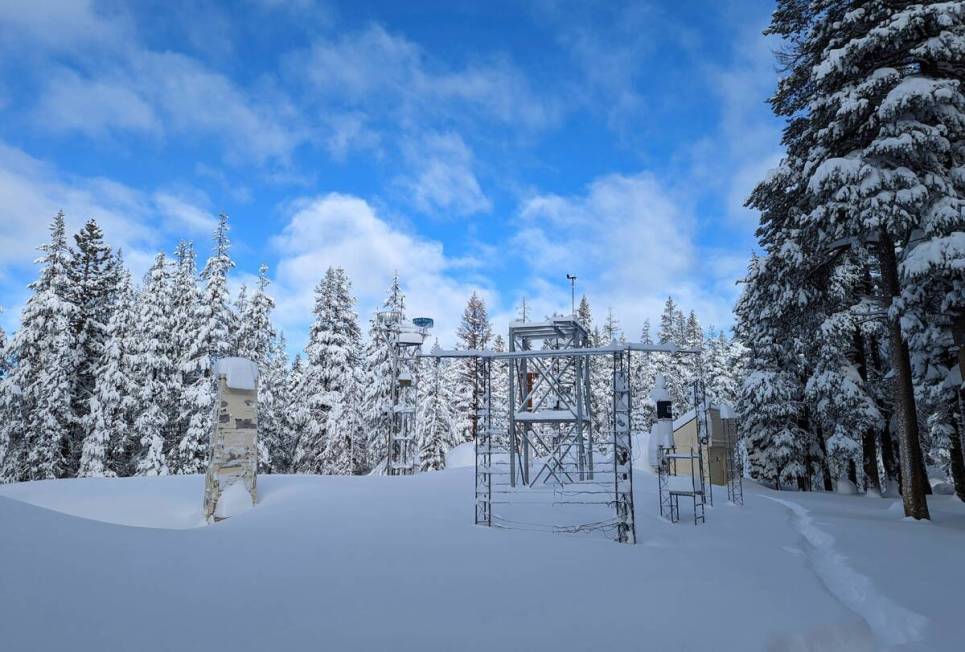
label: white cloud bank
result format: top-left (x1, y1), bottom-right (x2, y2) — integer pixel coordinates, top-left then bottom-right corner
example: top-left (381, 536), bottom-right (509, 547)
top-left (270, 194), bottom-right (494, 351)
top-left (506, 172), bottom-right (744, 338)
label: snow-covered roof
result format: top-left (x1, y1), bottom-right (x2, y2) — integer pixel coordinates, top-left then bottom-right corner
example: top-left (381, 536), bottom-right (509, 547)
top-left (214, 357), bottom-right (259, 391)
top-left (671, 404), bottom-right (735, 431)
top-left (514, 410), bottom-right (590, 422)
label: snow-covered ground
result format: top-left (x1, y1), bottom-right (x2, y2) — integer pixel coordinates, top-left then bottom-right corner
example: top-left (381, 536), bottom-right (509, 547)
top-left (1, 452), bottom-right (963, 651)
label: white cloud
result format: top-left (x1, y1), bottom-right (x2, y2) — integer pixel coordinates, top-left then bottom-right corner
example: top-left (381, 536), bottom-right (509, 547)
top-left (0, 1), bottom-right (305, 167)
top-left (398, 132), bottom-right (491, 217)
top-left (31, 52), bottom-right (303, 165)
top-left (270, 194), bottom-right (492, 351)
top-left (289, 24), bottom-right (560, 154)
top-left (0, 0), bottom-right (133, 53)
top-left (0, 140), bottom-right (215, 284)
top-left (511, 172), bottom-right (741, 337)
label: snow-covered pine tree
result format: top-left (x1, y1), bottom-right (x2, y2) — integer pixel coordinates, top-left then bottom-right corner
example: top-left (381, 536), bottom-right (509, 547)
top-left (631, 320), bottom-right (658, 435)
top-left (169, 241), bottom-right (200, 451)
top-left (283, 354), bottom-right (310, 474)
top-left (418, 355), bottom-right (456, 471)
top-left (175, 215), bottom-right (235, 474)
top-left (0, 308), bottom-right (7, 480)
top-left (233, 284), bottom-right (249, 354)
top-left (67, 218), bottom-right (119, 475)
top-left (0, 213), bottom-right (79, 481)
top-left (298, 267), bottom-right (362, 474)
top-left (655, 297), bottom-right (688, 411)
top-left (236, 265), bottom-right (276, 366)
top-left (257, 334), bottom-right (289, 473)
top-left (79, 265), bottom-right (138, 477)
top-left (236, 264), bottom-right (279, 471)
top-left (131, 253), bottom-right (177, 476)
top-left (456, 292), bottom-right (493, 443)
top-left (704, 330), bottom-right (741, 409)
top-left (735, 253), bottom-right (811, 489)
top-left (323, 358), bottom-right (367, 476)
top-left (752, 0), bottom-right (965, 518)
top-left (363, 275), bottom-right (406, 472)
top-left (490, 334), bottom-right (509, 446)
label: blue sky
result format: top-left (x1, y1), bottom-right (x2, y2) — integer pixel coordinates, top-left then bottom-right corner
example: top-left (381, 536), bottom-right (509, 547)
top-left (0, 0), bottom-right (782, 350)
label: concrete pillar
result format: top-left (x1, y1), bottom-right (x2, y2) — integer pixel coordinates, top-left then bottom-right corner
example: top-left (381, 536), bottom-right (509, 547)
top-left (204, 357), bottom-right (259, 523)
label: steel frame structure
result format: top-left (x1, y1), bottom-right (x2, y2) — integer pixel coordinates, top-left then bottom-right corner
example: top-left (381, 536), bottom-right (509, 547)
top-left (378, 311), bottom-right (430, 476)
top-left (428, 318), bottom-right (702, 544)
top-left (724, 418), bottom-right (744, 505)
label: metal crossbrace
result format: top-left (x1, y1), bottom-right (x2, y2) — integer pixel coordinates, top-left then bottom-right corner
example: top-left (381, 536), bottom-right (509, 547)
top-left (612, 351), bottom-right (636, 544)
top-left (436, 318), bottom-right (703, 544)
top-left (692, 379), bottom-right (713, 507)
top-left (382, 312), bottom-right (422, 476)
top-left (474, 358), bottom-right (493, 527)
top-left (725, 420), bottom-right (744, 506)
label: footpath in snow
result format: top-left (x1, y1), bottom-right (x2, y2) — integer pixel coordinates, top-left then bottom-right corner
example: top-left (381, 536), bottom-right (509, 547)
top-left (1, 452), bottom-right (964, 651)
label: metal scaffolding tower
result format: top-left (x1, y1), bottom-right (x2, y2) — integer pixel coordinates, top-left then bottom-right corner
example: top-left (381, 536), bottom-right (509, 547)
top-left (508, 318), bottom-right (593, 488)
top-left (378, 311), bottom-right (431, 476)
top-left (427, 318), bottom-right (700, 544)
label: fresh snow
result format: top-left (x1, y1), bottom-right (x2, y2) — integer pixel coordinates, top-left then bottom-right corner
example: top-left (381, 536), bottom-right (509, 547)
top-left (214, 357), bottom-right (259, 390)
top-left (215, 481), bottom-right (254, 519)
top-left (1, 463), bottom-right (964, 651)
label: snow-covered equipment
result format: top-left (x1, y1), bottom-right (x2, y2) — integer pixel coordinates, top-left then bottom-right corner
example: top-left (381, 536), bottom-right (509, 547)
top-left (672, 401), bottom-right (743, 506)
top-left (377, 311), bottom-right (432, 475)
top-left (203, 357), bottom-right (259, 523)
top-left (648, 374), bottom-right (674, 468)
top-left (658, 447), bottom-right (706, 525)
top-left (412, 317), bottom-right (434, 329)
top-left (424, 318), bottom-right (706, 544)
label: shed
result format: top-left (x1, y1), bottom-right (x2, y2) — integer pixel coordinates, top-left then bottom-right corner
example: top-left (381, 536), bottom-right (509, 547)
top-left (671, 405), bottom-right (737, 486)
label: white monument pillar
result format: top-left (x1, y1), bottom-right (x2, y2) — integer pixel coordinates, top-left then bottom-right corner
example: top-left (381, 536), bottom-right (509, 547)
top-left (204, 357), bottom-right (259, 523)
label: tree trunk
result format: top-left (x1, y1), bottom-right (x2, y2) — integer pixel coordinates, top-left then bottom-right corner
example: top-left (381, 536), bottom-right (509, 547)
top-left (853, 330), bottom-right (882, 492)
top-left (817, 429), bottom-right (833, 491)
top-left (877, 233), bottom-right (930, 519)
top-left (949, 417), bottom-right (965, 503)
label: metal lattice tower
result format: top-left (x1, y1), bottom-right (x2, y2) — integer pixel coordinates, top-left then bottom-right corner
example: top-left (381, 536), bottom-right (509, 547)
top-left (692, 380), bottom-right (713, 507)
top-left (427, 323), bottom-right (702, 543)
top-left (379, 311), bottom-right (430, 476)
top-left (611, 350), bottom-right (636, 543)
top-left (508, 318), bottom-right (593, 488)
top-left (475, 357), bottom-right (493, 527)
top-left (724, 416), bottom-right (744, 505)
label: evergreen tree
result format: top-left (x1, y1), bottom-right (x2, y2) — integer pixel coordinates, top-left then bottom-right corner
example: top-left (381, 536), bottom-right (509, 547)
top-left (747, 0), bottom-right (965, 517)
top-left (176, 215), bottom-right (235, 474)
top-left (322, 359), bottom-right (367, 475)
top-left (418, 356), bottom-right (456, 471)
top-left (236, 265), bottom-right (280, 472)
top-left (456, 292), bottom-right (493, 443)
top-left (236, 265), bottom-right (277, 366)
top-left (68, 219), bottom-right (118, 474)
top-left (363, 275), bottom-right (406, 472)
top-left (79, 267), bottom-right (138, 477)
top-left (258, 334), bottom-right (289, 473)
top-left (130, 253), bottom-right (177, 476)
top-left (170, 241), bottom-right (200, 451)
top-left (631, 321), bottom-right (658, 435)
top-left (299, 267), bottom-right (362, 474)
top-left (490, 334), bottom-right (509, 445)
top-left (0, 213), bottom-right (78, 480)
top-left (285, 354), bottom-right (310, 473)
